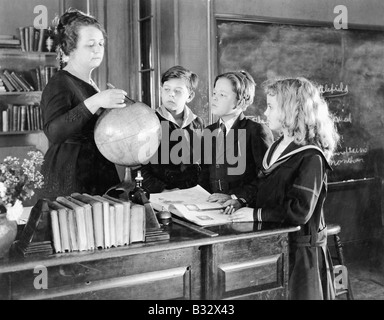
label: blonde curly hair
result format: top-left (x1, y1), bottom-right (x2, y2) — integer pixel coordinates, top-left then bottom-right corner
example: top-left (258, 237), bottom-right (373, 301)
top-left (262, 77), bottom-right (340, 160)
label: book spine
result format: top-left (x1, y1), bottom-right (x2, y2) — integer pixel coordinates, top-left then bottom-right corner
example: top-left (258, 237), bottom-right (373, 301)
top-left (0, 74), bottom-right (16, 92)
top-left (26, 104), bottom-right (31, 131)
top-left (7, 104), bottom-right (12, 132)
top-left (67, 209), bottom-right (78, 251)
top-left (18, 27), bottom-right (26, 52)
top-left (109, 206), bottom-right (116, 247)
top-left (2, 110), bottom-right (8, 132)
top-left (33, 105), bottom-right (38, 130)
top-left (24, 27), bottom-right (29, 52)
top-left (37, 29), bottom-right (46, 52)
top-left (11, 72), bottom-right (29, 92)
top-left (33, 29), bottom-right (40, 51)
top-left (3, 70), bottom-right (22, 92)
top-left (17, 73), bottom-right (35, 91)
top-left (20, 105), bottom-right (26, 131)
top-left (12, 105), bottom-right (18, 132)
top-left (50, 210), bottom-right (62, 253)
top-left (57, 208), bottom-right (71, 252)
top-left (28, 26), bottom-right (35, 52)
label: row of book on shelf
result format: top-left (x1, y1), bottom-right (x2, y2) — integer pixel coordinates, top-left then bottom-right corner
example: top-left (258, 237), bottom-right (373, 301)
top-left (46, 193), bottom-right (146, 254)
top-left (1, 104), bottom-right (43, 132)
top-left (0, 66), bottom-right (57, 93)
top-left (0, 28), bottom-right (53, 52)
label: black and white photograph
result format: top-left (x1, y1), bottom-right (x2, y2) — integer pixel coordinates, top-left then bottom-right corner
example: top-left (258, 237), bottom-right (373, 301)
top-left (0, 0), bottom-right (383, 306)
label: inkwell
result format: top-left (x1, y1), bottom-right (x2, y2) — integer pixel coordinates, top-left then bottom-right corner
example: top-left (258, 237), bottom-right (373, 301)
top-left (129, 171), bottom-right (172, 227)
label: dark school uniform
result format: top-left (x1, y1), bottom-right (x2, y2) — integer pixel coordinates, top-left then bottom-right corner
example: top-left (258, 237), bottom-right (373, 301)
top-left (135, 105), bottom-right (204, 193)
top-left (199, 113), bottom-right (273, 204)
top-left (252, 138), bottom-right (336, 300)
top-left (38, 70), bottom-right (120, 200)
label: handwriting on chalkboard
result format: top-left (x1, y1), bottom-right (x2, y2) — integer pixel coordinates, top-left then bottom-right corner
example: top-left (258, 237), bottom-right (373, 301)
top-left (320, 82), bottom-right (349, 98)
top-left (216, 19), bottom-right (384, 182)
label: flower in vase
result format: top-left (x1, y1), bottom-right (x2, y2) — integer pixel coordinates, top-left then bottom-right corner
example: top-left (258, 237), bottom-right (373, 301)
top-left (0, 151), bottom-right (44, 221)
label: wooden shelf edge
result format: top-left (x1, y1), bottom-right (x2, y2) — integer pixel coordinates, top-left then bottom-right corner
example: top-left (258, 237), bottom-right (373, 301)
top-left (0, 130), bottom-right (43, 135)
top-left (0, 91), bottom-right (42, 96)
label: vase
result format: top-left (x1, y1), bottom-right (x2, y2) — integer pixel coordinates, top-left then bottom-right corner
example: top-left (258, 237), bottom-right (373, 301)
top-left (0, 213), bottom-right (18, 259)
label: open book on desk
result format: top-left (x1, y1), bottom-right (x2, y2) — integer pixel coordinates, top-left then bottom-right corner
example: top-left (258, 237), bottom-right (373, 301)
top-left (150, 185), bottom-right (231, 227)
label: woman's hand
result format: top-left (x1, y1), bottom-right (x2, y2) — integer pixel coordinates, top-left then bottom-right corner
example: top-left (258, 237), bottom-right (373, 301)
top-left (207, 193), bottom-right (231, 204)
top-left (85, 89), bottom-right (128, 113)
top-left (229, 207), bottom-right (254, 222)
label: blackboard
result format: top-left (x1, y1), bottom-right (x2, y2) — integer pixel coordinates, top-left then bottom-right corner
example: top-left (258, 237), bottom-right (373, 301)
top-left (216, 18), bottom-right (384, 182)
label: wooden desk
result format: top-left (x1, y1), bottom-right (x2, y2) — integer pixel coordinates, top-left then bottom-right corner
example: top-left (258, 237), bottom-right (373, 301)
top-left (0, 222), bottom-right (299, 300)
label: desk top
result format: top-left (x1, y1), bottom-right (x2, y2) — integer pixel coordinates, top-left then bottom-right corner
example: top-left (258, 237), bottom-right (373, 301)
top-left (0, 221), bottom-right (299, 274)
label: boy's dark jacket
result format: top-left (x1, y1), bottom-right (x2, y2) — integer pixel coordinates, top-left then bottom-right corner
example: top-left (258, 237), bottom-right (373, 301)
top-left (136, 106), bottom-right (204, 193)
top-left (199, 113), bottom-right (274, 202)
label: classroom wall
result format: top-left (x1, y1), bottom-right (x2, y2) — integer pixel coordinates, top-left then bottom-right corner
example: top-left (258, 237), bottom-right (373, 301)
top-left (169, 0), bottom-right (384, 125)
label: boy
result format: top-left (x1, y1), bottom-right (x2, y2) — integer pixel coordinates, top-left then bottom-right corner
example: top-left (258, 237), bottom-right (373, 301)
top-left (200, 70), bottom-right (273, 209)
top-left (133, 65), bottom-right (204, 193)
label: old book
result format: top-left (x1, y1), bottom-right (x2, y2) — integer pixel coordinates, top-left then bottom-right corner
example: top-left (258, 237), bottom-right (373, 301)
top-left (28, 105), bottom-right (35, 130)
top-left (18, 27), bottom-right (26, 52)
top-left (150, 185), bottom-right (229, 227)
top-left (33, 29), bottom-right (39, 51)
top-left (66, 196), bottom-right (95, 250)
top-left (71, 193), bottom-right (104, 249)
top-left (0, 73), bottom-right (16, 92)
top-left (16, 73), bottom-right (35, 91)
top-left (33, 105), bottom-right (38, 130)
top-left (10, 72), bottom-right (30, 92)
top-left (130, 204), bottom-right (145, 243)
top-left (49, 200), bottom-right (71, 252)
top-left (103, 195), bottom-right (131, 245)
top-left (90, 194), bottom-right (111, 248)
top-left (12, 105), bottom-right (18, 132)
top-left (2, 110), bottom-right (8, 132)
top-left (3, 70), bottom-right (22, 91)
top-left (20, 105), bottom-right (26, 131)
top-left (46, 202), bottom-right (62, 253)
top-left (37, 29), bottom-right (46, 52)
top-left (56, 196), bottom-right (88, 251)
top-left (28, 26), bottom-right (35, 52)
top-left (26, 105), bottom-right (31, 131)
top-left (66, 207), bottom-right (78, 251)
top-left (101, 196), bottom-right (124, 246)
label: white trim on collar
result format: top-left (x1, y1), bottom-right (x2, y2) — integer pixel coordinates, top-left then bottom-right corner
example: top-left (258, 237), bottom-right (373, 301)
top-left (262, 144), bottom-right (326, 170)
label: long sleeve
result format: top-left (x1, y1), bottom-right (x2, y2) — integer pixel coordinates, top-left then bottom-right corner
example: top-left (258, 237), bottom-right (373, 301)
top-left (229, 122), bottom-right (274, 202)
top-left (253, 153), bottom-right (325, 224)
top-left (41, 74), bottom-right (94, 144)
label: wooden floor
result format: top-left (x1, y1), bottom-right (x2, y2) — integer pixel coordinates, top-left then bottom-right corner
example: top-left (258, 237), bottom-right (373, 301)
top-left (337, 261), bottom-right (384, 300)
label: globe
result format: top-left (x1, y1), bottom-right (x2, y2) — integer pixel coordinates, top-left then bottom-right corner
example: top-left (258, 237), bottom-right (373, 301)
top-left (94, 101), bottom-right (162, 166)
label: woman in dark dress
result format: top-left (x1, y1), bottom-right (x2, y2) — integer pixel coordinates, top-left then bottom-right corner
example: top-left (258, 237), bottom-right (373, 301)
top-left (38, 8), bottom-right (127, 200)
top-left (228, 77), bottom-right (340, 300)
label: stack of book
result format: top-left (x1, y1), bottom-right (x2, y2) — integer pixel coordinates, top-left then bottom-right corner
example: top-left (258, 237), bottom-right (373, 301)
top-left (18, 27), bottom-right (50, 52)
top-left (0, 77), bottom-right (6, 93)
top-left (0, 67), bottom-right (57, 93)
top-left (1, 104), bottom-right (43, 132)
top-left (0, 69), bottom-right (35, 92)
top-left (48, 193), bottom-right (146, 253)
top-left (0, 34), bottom-right (21, 49)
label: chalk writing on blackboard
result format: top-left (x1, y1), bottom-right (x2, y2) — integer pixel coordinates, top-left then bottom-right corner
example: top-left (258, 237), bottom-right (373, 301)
top-left (216, 19), bottom-right (384, 182)
top-left (320, 82), bottom-right (349, 98)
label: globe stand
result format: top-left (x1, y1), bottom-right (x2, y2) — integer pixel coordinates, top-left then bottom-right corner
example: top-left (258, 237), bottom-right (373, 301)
top-left (105, 167), bottom-right (135, 200)
top-left (105, 168), bottom-right (170, 242)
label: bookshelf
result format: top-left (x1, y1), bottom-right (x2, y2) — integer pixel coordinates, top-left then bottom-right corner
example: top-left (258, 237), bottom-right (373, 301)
top-left (0, 49), bottom-right (58, 158)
